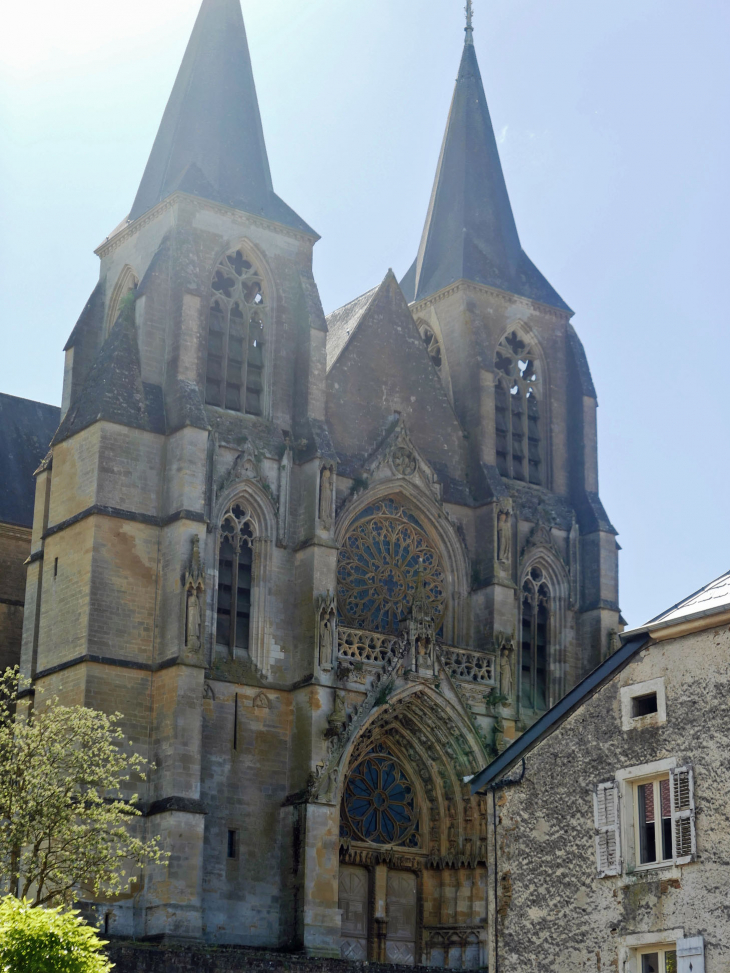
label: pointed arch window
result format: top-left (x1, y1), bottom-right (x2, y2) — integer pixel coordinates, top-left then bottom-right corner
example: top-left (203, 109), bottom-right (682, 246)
top-left (521, 566), bottom-right (549, 711)
top-left (216, 503), bottom-right (254, 653)
top-left (494, 330), bottom-right (542, 484)
top-left (416, 319), bottom-right (443, 373)
top-left (205, 250), bottom-right (266, 415)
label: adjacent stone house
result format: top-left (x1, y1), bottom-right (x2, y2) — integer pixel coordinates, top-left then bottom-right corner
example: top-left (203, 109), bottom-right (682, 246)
top-left (470, 571), bottom-right (730, 972)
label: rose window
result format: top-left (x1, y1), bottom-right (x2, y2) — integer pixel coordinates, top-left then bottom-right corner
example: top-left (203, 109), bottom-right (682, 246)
top-left (342, 746), bottom-right (419, 846)
top-left (337, 499), bottom-right (445, 633)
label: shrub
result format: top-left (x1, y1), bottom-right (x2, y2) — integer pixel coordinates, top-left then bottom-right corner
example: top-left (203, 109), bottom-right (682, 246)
top-left (0, 896), bottom-right (112, 973)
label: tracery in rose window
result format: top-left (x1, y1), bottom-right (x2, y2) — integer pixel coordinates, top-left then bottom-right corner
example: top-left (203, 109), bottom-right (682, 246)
top-left (337, 498), bottom-right (445, 634)
top-left (340, 744), bottom-right (420, 847)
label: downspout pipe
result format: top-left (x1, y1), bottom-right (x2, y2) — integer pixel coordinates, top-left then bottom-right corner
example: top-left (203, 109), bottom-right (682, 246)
top-left (475, 758), bottom-right (526, 973)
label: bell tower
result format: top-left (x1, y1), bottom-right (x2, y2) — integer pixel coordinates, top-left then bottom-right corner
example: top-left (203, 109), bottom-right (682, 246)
top-left (401, 7), bottom-right (620, 692)
top-left (22, 0), bottom-right (336, 944)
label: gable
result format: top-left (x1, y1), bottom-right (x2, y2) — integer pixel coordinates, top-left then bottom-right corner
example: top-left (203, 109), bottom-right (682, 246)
top-left (326, 273), bottom-right (468, 486)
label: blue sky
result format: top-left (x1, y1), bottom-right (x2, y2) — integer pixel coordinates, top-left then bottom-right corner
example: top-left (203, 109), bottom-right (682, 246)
top-left (1, 0), bottom-right (728, 626)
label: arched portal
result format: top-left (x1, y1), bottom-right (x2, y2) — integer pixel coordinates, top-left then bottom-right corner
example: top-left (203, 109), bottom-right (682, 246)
top-left (336, 686), bottom-right (488, 967)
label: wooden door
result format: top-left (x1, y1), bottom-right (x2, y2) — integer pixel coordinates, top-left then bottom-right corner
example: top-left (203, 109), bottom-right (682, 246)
top-left (386, 870), bottom-right (417, 964)
top-left (339, 866), bottom-right (368, 960)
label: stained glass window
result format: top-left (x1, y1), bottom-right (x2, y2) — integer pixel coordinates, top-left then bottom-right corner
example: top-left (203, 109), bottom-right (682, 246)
top-left (337, 499), bottom-right (445, 634)
top-left (342, 745), bottom-right (419, 846)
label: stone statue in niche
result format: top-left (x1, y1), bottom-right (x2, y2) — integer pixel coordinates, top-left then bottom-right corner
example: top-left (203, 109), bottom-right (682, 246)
top-left (319, 465), bottom-right (334, 529)
top-left (500, 642), bottom-right (514, 700)
top-left (183, 535), bottom-right (205, 656)
top-left (497, 506), bottom-right (511, 563)
top-left (321, 615), bottom-right (334, 668)
top-left (316, 592), bottom-right (337, 670)
top-left (492, 716), bottom-right (505, 754)
top-left (327, 691), bottom-right (347, 732)
top-left (186, 587), bottom-right (202, 652)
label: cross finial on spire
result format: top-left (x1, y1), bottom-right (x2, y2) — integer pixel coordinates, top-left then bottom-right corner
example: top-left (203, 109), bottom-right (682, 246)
top-left (465, 0), bottom-right (474, 40)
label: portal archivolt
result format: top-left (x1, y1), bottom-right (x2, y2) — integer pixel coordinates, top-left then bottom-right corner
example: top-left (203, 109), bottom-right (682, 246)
top-left (337, 688), bottom-right (488, 967)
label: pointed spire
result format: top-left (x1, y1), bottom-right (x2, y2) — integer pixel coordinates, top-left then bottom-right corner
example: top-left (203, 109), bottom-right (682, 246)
top-left (129, 0), bottom-right (314, 235)
top-left (401, 15), bottom-right (569, 311)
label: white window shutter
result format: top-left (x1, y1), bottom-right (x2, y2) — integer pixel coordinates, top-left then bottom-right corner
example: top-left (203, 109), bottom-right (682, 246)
top-left (593, 781), bottom-right (621, 877)
top-left (670, 765), bottom-right (696, 864)
top-left (677, 936), bottom-right (704, 973)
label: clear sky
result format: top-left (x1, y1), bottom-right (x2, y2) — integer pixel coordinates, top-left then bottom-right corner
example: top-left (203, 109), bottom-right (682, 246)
top-left (1, 0), bottom-right (728, 627)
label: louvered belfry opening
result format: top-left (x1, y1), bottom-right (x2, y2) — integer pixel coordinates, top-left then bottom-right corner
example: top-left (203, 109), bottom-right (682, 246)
top-left (494, 330), bottom-right (542, 484)
top-left (205, 249), bottom-right (266, 416)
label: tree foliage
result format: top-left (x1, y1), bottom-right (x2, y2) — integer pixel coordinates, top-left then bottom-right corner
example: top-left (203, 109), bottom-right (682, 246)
top-left (0, 668), bottom-right (165, 907)
top-left (0, 895), bottom-right (112, 973)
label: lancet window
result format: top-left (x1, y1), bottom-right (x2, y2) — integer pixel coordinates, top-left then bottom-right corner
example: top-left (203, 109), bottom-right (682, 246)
top-left (416, 319), bottom-right (443, 373)
top-left (520, 566), bottom-right (550, 711)
top-left (216, 503), bottom-right (254, 653)
top-left (205, 249), bottom-right (266, 415)
top-left (336, 498), bottom-right (445, 634)
top-left (494, 330), bottom-right (542, 484)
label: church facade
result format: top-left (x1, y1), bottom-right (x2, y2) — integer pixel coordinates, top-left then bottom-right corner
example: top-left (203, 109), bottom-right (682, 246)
top-left (17, 0), bottom-right (620, 962)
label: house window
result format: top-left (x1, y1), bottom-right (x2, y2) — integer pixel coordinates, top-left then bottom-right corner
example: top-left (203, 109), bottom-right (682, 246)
top-left (596, 763), bottom-right (697, 878)
top-left (205, 249), bottom-right (266, 416)
top-left (521, 567), bottom-right (549, 711)
top-left (494, 330), bottom-right (542, 484)
top-left (620, 678), bottom-right (667, 730)
top-left (638, 947), bottom-right (677, 973)
top-left (637, 777), bottom-right (672, 865)
top-left (227, 829), bottom-right (238, 860)
top-left (216, 503), bottom-right (255, 654)
top-left (632, 692), bottom-right (658, 717)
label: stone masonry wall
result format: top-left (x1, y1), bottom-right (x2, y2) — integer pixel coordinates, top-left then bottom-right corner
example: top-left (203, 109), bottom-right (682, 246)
top-left (490, 624), bottom-right (730, 972)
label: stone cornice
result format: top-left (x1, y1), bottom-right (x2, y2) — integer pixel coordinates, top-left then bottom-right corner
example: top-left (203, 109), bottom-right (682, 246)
top-left (0, 522), bottom-right (31, 542)
top-left (95, 192), bottom-right (317, 260)
top-left (411, 278), bottom-right (572, 321)
top-left (44, 505), bottom-right (206, 540)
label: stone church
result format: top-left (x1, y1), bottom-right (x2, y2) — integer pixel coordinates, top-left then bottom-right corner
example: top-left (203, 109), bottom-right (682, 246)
top-left (8, 0), bottom-right (620, 962)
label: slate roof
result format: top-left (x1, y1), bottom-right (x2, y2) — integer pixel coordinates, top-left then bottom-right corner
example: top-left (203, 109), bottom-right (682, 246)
top-left (53, 306), bottom-right (165, 446)
top-left (325, 284), bottom-right (379, 372)
top-left (401, 34), bottom-right (570, 312)
top-left (0, 394), bottom-right (60, 528)
top-left (643, 570), bottom-right (730, 630)
top-left (129, 0), bottom-right (315, 237)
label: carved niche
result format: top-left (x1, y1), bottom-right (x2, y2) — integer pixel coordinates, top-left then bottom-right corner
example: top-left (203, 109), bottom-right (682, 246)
top-left (316, 591), bottom-right (337, 671)
top-left (183, 535), bottom-right (205, 659)
top-left (218, 440), bottom-right (261, 497)
top-left (496, 503), bottom-right (512, 565)
top-left (318, 464), bottom-right (335, 530)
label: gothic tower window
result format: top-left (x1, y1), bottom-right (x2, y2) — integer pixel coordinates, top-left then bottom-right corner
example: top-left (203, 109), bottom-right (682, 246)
top-left (521, 566), bottom-right (550, 711)
top-left (205, 250), bottom-right (266, 415)
top-left (416, 319), bottom-right (443, 373)
top-left (216, 503), bottom-right (254, 653)
top-left (494, 330), bottom-right (542, 485)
